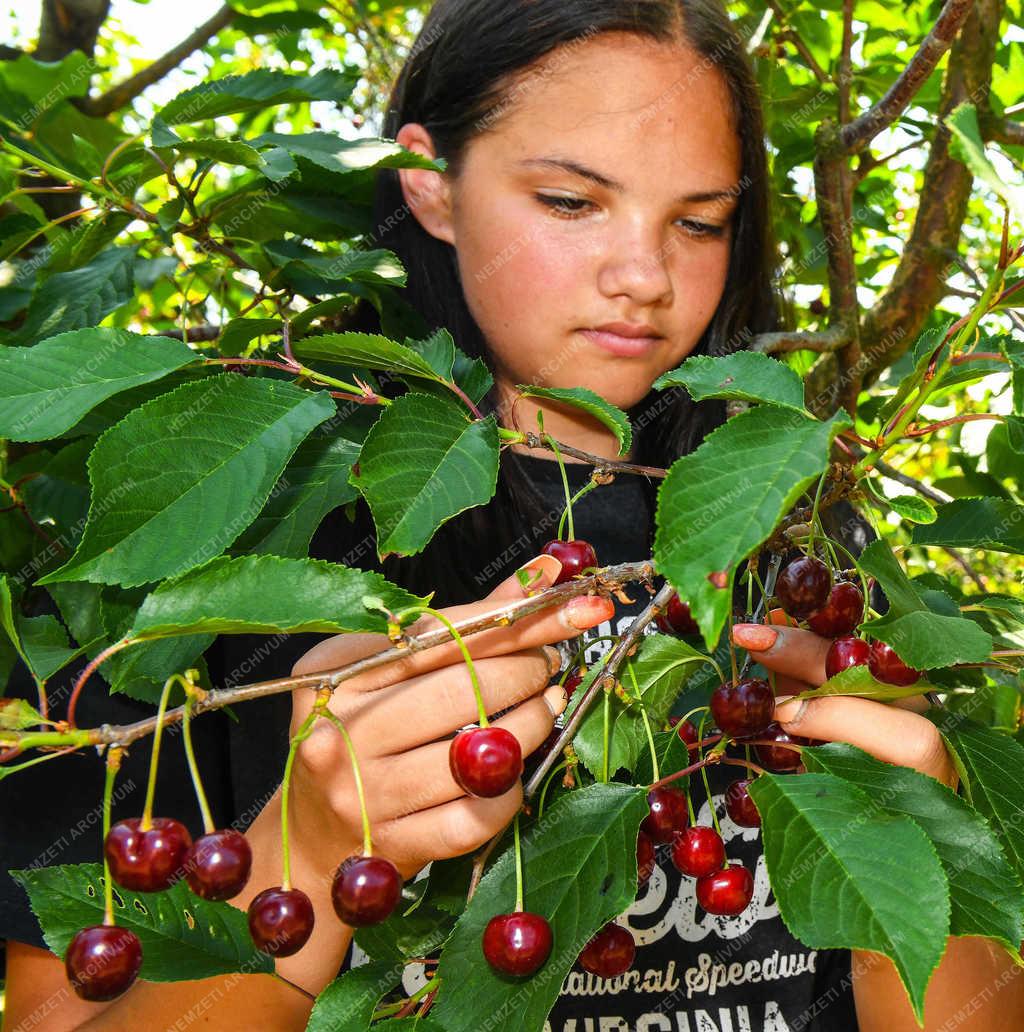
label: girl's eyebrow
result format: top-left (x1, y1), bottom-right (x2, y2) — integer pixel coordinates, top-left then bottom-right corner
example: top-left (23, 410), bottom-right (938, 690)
top-left (517, 156), bottom-right (740, 204)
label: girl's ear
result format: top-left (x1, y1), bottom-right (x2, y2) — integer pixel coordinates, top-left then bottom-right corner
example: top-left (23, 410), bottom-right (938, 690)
top-left (395, 123), bottom-right (456, 245)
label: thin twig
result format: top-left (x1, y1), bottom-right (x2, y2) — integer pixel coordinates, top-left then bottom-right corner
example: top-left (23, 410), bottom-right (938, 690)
top-left (521, 433), bottom-right (668, 480)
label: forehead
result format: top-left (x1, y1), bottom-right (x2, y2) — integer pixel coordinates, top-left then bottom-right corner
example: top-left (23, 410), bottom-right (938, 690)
top-left (472, 31), bottom-right (742, 189)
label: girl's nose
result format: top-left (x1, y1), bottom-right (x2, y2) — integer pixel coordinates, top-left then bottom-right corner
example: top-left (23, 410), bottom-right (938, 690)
top-left (596, 222), bottom-right (675, 307)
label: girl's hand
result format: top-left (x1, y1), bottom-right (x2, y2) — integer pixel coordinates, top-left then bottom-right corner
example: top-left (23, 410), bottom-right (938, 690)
top-left (730, 621), bottom-right (957, 788)
top-left (285, 554), bottom-right (616, 883)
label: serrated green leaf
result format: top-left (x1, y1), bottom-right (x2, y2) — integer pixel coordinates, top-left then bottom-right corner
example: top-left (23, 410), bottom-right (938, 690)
top-left (860, 610), bottom-right (993, 669)
top-left (354, 882), bottom-right (454, 968)
top-left (249, 132), bottom-right (445, 175)
top-left (946, 103), bottom-right (1024, 224)
top-left (856, 538), bottom-right (928, 616)
top-left (654, 407), bottom-right (851, 650)
top-left (863, 477), bottom-right (937, 524)
top-left (156, 69), bottom-right (357, 124)
top-left (306, 961), bottom-right (401, 1032)
top-left (433, 784), bottom-right (648, 1032)
top-left (0, 697), bottom-right (48, 729)
top-left (294, 332), bottom-right (439, 380)
top-left (130, 555), bottom-right (426, 638)
top-left (0, 328), bottom-right (197, 442)
top-left (912, 498), bottom-right (1024, 555)
top-left (654, 351), bottom-right (807, 412)
top-left (803, 742), bottom-right (1024, 951)
top-left (792, 659), bottom-right (935, 702)
top-left (517, 385), bottom-right (632, 456)
top-left (748, 773), bottom-right (949, 1023)
top-left (38, 377), bottom-right (335, 588)
top-left (11, 863), bottom-right (273, 981)
top-left (350, 394), bottom-right (500, 558)
top-left (0, 573), bottom-right (87, 682)
top-left (156, 137), bottom-right (268, 172)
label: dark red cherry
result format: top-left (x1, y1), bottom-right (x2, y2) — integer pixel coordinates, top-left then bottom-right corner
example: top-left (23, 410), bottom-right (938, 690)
top-left (65, 925), bottom-right (142, 1002)
top-left (710, 678), bottom-right (774, 738)
top-left (183, 829), bottom-right (252, 901)
top-left (669, 717), bottom-right (700, 750)
top-left (331, 855), bottom-right (403, 927)
top-left (776, 556), bottom-right (832, 620)
top-left (482, 911), bottom-right (553, 976)
top-left (825, 635), bottom-right (871, 679)
top-left (724, 779), bottom-right (761, 828)
top-left (564, 670), bottom-right (584, 700)
top-left (637, 830), bottom-right (656, 886)
top-left (671, 826), bottom-right (726, 879)
top-left (450, 726), bottom-right (523, 798)
top-left (248, 886), bottom-right (315, 956)
top-left (807, 581), bottom-right (865, 637)
top-left (696, 862), bottom-right (755, 916)
top-left (753, 722), bottom-right (805, 772)
top-left (579, 921), bottom-right (636, 978)
top-left (104, 817), bottom-right (193, 893)
top-left (655, 593), bottom-right (700, 636)
top-left (868, 640), bottom-right (923, 686)
top-left (541, 539), bottom-right (599, 584)
top-left (641, 786), bottom-right (689, 843)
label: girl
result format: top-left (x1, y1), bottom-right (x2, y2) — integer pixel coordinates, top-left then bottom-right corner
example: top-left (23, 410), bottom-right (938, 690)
top-left (3, 1), bottom-right (1017, 1029)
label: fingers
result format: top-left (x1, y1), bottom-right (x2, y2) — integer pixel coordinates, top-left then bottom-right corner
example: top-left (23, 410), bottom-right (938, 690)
top-left (731, 623), bottom-right (830, 686)
top-left (772, 694), bottom-right (956, 785)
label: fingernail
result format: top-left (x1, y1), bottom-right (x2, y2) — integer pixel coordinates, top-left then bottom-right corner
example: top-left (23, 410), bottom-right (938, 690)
top-left (517, 554), bottom-right (562, 594)
top-left (732, 623), bottom-right (779, 652)
top-left (543, 645), bottom-right (563, 676)
top-left (563, 596), bottom-right (614, 631)
top-left (543, 682), bottom-right (569, 717)
top-left (775, 697), bottom-right (808, 725)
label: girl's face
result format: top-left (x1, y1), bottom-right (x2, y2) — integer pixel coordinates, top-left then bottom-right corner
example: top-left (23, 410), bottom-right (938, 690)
top-left (436, 32), bottom-right (743, 415)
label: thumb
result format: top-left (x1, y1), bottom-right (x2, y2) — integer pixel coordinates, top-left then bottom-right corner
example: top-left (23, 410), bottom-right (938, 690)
top-left (486, 553), bottom-right (564, 602)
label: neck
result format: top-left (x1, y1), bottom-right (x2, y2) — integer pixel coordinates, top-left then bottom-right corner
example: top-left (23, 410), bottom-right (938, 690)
top-left (493, 377), bottom-right (628, 464)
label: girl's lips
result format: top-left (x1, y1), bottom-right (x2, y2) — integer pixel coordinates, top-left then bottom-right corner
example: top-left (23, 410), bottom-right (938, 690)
top-left (579, 328), bottom-right (662, 358)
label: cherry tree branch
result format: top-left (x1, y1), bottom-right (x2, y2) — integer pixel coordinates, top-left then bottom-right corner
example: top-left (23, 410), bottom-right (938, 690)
top-left (520, 432), bottom-right (669, 480)
top-left (749, 327), bottom-right (851, 356)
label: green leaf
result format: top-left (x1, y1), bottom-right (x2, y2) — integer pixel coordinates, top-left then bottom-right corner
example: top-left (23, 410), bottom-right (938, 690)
top-left (4, 247), bottom-right (136, 347)
top-left (293, 332), bottom-right (439, 380)
top-left (0, 574), bottom-right (86, 682)
top-left (748, 773), bottom-right (949, 1023)
top-left (38, 377), bottom-right (335, 588)
top-left (517, 386), bottom-right (632, 456)
top-left (803, 742), bottom-right (1024, 950)
top-left (0, 697), bottom-right (48, 729)
top-left (860, 610), bottom-right (994, 669)
top-left (130, 555), bottom-right (427, 638)
top-left (654, 351), bottom-right (808, 412)
top-left (791, 659), bottom-right (935, 703)
top-left (0, 328), bottom-right (197, 442)
top-left (306, 961), bottom-right (401, 1032)
top-left (433, 784), bottom-right (649, 1032)
top-left (232, 434), bottom-right (360, 558)
top-left (249, 132), bottom-right (446, 175)
top-left (11, 863), bottom-right (273, 981)
top-left (856, 538), bottom-right (927, 616)
top-left (862, 477), bottom-right (937, 524)
top-left (573, 635), bottom-right (710, 777)
top-left (401, 329), bottom-right (494, 407)
top-left (912, 498), bottom-right (1024, 555)
top-left (156, 69), bottom-right (357, 125)
top-left (354, 883), bottom-right (455, 968)
top-left (268, 246), bottom-right (407, 294)
top-left (154, 136), bottom-right (269, 172)
top-left (654, 407), bottom-right (851, 649)
top-left (350, 394), bottom-right (500, 559)
top-left (930, 717), bottom-right (1024, 886)
top-left (946, 103), bottom-right (1024, 224)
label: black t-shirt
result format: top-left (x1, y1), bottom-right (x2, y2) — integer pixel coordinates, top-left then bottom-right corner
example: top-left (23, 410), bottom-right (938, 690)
top-left (0, 453), bottom-right (860, 1030)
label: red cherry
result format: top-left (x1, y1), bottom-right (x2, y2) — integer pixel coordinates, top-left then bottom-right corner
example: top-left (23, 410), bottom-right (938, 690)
top-left (825, 635), bottom-right (871, 679)
top-left (331, 855), bottom-right (403, 927)
top-left (807, 581), bottom-right (865, 637)
top-left (670, 717), bottom-right (700, 750)
top-left (579, 922), bottom-right (636, 978)
top-left (449, 726), bottom-right (524, 798)
top-left (637, 830), bottom-right (656, 886)
top-left (247, 886), bottom-right (315, 956)
top-left (868, 640), bottom-right (923, 686)
top-left (104, 817), bottom-right (193, 893)
top-left (710, 678), bottom-right (774, 738)
top-left (671, 826), bottom-right (726, 878)
top-left (65, 925), bottom-right (142, 1002)
top-left (753, 722), bottom-right (805, 772)
top-left (541, 539), bottom-right (599, 584)
top-left (776, 556), bottom-right (832, 620)
top-left (183, 829), bottom-right (252, 901)
top-left (724, 779), bottom-right (761, 827)
top-left (696, 862), bottom-right (755, 916)
top-left (641, 786), bottom-right (689, 843)
top-left (655, 594), bottom-right (699, 636)
top-left (564, 670), bottom-right (584, 700)
top-left (482, 912), bottom-right (553, 976)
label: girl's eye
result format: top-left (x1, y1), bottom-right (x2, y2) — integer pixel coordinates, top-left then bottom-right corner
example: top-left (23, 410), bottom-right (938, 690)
top-left (535, 194), bottom-right (727, 238)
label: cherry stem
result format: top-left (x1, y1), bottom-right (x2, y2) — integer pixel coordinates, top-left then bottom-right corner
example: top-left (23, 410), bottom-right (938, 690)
top-left (102, 746), bottom-right (124, 926)
top-left (513, 812), bottom-right (524, 913)
top-left (698, 718), bottom-right (724, 839)
top-left (181, 691), bottom-right (215, 835)
top-left (565, 635), bottom-right (617, 682)
top-left (728, 605), bottom-right (739, 683)
top-left (630, 666), bottom-right (660, 784)
top-left (317, 706), bottom-right (373, 858)
top-left (406, 607), bottom-right (488, 727)
top-left (280, 704), bottom-right (322, 890)
top-left (720, 755), bottom-right (769, 778)
top-left (807, 471), bottom-right (828, 554)
top-left (557, 478), bottom-right (600, 541)
top-left (905, 413), bottom-right (1003, 438)
top-left (66, 637), bottom-right (137, 728)
top-left (602, 687), bottom-right (610, 784)
top-left (537, 759), bottom-right (572, 820)
top-left (141, 674), bottom-right (179, 831)
top-left (444, 378), bottom-right (484, 420)
top-left (544, 433), bottom-right (575, 541)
